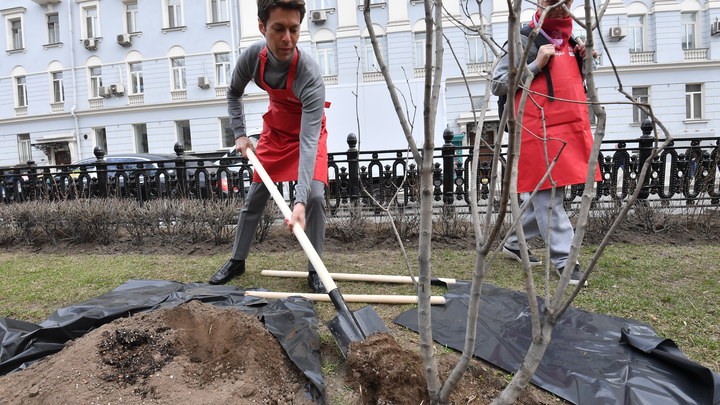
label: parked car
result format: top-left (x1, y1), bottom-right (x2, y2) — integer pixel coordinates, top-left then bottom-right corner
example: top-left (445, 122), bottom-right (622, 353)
top-left (57, 153), bottom-right (180, 199)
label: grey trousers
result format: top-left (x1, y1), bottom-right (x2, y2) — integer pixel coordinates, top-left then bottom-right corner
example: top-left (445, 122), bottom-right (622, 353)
top-left (230, 179), bottom-right (326, 273)
top-left (505, 187), bottom-right (574, 269)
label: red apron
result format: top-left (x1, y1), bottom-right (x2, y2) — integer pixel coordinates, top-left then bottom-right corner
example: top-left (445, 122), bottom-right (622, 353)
top-left (514, 43), bottom-right (601, 194)
top-left (253, 46), bottom-right (329, 185)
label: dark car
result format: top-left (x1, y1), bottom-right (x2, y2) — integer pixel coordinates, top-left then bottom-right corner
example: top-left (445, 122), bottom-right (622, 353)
top-left (57, 153), bottom-right (181, 199)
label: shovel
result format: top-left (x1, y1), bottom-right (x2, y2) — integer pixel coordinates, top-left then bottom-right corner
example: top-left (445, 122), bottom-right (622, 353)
top-left (244, 149), bottom-right (388, 357)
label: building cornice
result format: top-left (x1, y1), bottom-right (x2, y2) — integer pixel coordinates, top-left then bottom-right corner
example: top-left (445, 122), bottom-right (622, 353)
top-left (0, 93), bottom-right (270, 125)
top-left (445, 59), bottom-right (720, 85)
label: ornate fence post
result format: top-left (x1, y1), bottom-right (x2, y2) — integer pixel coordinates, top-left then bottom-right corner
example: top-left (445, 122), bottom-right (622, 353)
top-left (174, 142), bottom-right (187, 198)
top-left (94, 146), bottom-right (108, 198)
top-left (347, 133), bottom-right (359, 205)
top-left (27, 160), bottom-right (38, 201)
top-left (442, 128), bottom-right (455, 206)
top-left (637, 118), bottom-right (654, 200)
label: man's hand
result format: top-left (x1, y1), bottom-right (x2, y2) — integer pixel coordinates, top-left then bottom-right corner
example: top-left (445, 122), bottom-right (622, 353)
top-left (535, 44), bottom-right (556, 69)
top-left (573, 40), bottom-right (598, 59)
top-left (235, 136), bottom-right (254, 157)
top-left (285, 202), bottom-right (306, 231)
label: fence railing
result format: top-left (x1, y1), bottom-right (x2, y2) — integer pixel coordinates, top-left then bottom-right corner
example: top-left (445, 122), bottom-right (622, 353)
top-left (2, 120), bottom-right (719, 213)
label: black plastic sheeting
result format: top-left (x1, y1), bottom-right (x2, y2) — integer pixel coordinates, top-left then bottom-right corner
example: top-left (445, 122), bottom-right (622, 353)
top-left (394, 282), bottom-right (720, 405)
top-left (0, 280), bottom-right (324, 402)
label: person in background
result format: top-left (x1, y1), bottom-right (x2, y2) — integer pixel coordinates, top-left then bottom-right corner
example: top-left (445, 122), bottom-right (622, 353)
top-left (209, 0), bottom-right (330, 293)
top-left (491, 0), bottom-right (600, 286)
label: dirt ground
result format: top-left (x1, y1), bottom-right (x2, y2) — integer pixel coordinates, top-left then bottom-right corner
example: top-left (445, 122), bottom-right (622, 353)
top-left (0, 299), bottom-right (559, 405)
top-left (2, 214), bottom-right (717, 404)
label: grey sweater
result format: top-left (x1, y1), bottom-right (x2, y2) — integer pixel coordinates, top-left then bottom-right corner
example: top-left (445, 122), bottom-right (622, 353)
top-left (227, 40), bottom-right (326, 205)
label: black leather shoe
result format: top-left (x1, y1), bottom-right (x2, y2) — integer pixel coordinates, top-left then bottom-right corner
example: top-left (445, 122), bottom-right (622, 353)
top-left (307, 271), bottom-right (327, 294)
top-left (209, 260), bottom-right (245, 285)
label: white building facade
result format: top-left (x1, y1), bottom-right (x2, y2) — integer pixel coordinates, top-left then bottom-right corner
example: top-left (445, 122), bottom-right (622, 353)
top-left (0, 0), bottom-right (718, 167)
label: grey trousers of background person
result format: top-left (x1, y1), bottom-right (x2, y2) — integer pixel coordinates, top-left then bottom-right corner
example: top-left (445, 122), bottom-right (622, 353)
top-left (505, 187), bottom-right (574, 269)
top-left (230, 179), bottom-right (326, 273)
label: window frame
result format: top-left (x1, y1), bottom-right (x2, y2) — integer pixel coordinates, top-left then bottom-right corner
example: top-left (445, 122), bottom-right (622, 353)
top-left (208, 0), bottom-right (229, 23)
top-left (681, 12), bottom-right (697, 50)
top-left (176, 120), bottom-right (192, 151)
top-left (10, 18), bottom-right (24, 50)
top-left (133, 123), bottom-right (149, 154)
top-left (51, 71), bottom-right (65, 103)
top-left (214, 52), bottom-right (231, 87)
top-left (46, 13), bottom-right (60, 45)
top-left (363, 36), bottom-right (386, 72)
top-left (17, 133), bottom-right (32, 164)
top-left (315, 40), bottom-right (337, 77)
top-left (94, 127), bottom-right (108, 153)
top-left (81, 4), bottom-right (100, 39)
top-left (220, 117), bottom-right (234, 148)
top-left (88, 66), bottom-right (103, 99)
top-left (165, 0), bottom-right (185, 29)
top-left (125, 1), bottom-right (139, 34)
top-left (627, 15), bottom-right (645, 53)
top-left (128, 61), bottom-right (144, 95)
top-left (631, 86), bottom-right (650, 124)
top-left (14, 76), bottom-right (28, 108)
top-left (170, 57), bottom-right (187, 91)
top-left (685, 83), bottom-right (703, 120)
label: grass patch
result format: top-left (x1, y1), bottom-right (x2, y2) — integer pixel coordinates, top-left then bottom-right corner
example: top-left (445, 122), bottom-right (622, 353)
top-left (1, 243), bottom-right (718, 374)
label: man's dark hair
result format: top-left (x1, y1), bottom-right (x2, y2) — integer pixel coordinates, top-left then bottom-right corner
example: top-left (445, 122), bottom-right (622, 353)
top-left (257, 0), bottom-right (306, 26)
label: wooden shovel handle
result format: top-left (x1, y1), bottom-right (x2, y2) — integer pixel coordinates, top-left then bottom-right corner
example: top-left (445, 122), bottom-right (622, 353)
top-left (244, 291), bottom-right (446, 305)
top-left (261, 270), bottom-right (456, 286)
top-left (244, 149), bottom-right (338, 293)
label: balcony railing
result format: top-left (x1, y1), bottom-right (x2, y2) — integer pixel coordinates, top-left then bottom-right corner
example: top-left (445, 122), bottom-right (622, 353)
top-left (89, 98), bottom-right (104, 109)
top-left (630, 51), bottom-right (655, 64)
top-left (684, 48), bottom-right (708, 61)
top-left (363, 71), bottom-right (383, 82)
top-left (128, 94), bottom-right (144, 105)
top-left (171, 90), bottom-right (188, 101)
top-left (467, 62), bottom-right (493, 75)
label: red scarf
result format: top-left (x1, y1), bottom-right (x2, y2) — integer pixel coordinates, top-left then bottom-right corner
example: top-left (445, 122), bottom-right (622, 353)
top-left (530, 11), bottom-right (573, 50)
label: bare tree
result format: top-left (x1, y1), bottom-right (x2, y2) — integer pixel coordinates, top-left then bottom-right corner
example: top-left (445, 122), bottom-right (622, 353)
top-left (362, 0), bottom-right (673, 404)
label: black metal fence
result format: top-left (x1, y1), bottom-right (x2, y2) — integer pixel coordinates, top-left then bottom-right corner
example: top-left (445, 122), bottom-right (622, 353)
top-left (2, 121), bottom-right (719, 212)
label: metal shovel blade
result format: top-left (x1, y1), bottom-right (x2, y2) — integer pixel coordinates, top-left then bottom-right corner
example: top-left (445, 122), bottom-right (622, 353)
top-left (327, 304), bottom-right (388, 358)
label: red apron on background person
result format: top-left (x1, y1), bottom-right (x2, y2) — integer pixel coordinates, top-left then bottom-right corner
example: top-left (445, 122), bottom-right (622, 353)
top-left (514, 19), bottom-right (601, 194)
top-left (253, 46), bottom-right (329, 185)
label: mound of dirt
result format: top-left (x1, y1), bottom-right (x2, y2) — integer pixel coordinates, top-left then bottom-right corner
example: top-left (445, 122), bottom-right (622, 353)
top-left (345, 333), bottom-right (555, 405)
top-left (0, 301), bottom-right (315, 404)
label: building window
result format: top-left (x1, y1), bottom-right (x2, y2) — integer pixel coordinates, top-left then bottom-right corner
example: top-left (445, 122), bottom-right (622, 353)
top-left (681, 12), bottom-right (696, 50)
top-left (89, 66), bottom-right (103, 98)
top-left (17, 134), bottom-right (32, 164)
top-left (125, 2), bottom-right (139, 33)
top-left (133, 123), bottom-right (149, 153)
top-left (685, 84), bottom-right (702, 120)
top-left (364, 37), bottom-right (386, 72)
top-left (167, 0), bottom-right (184, 28)
top-left (15, 76), bottom-right (28, 107)
top-left (312, 0), bottom-right (334, 8)
top-left (10, 19), bottom-right (23, 50)
top-left (209, 0), bottom-right (228, 23)
top-left (627, 15), bottom-right (645, 52)
top-left (95, 127), bottom-right (108, 153)
top-left (220, 117), bottom-right (234, 148)
top-left (467, 30), bottom-right (488, 64)
top-left (631, 87), bottom-right (649, 124)
top-left (316, 41), bottom-right (337, 76)
top-left (171, 57), bottom-right (186, 90)
top-left (214, 53), bottom-right (231, 86)
top-left (83, 6), bottom-right (99, 39)
top-left (176, 120), bottom-right (192, 151)
top-left (414, 31), bottom-right (429, 68)
top-left (51, 71), bottom-right (65, 103)
top-left (129, 62), bottom-right (144, 94)
top-left (47, 13), bottom-right (60, 44)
